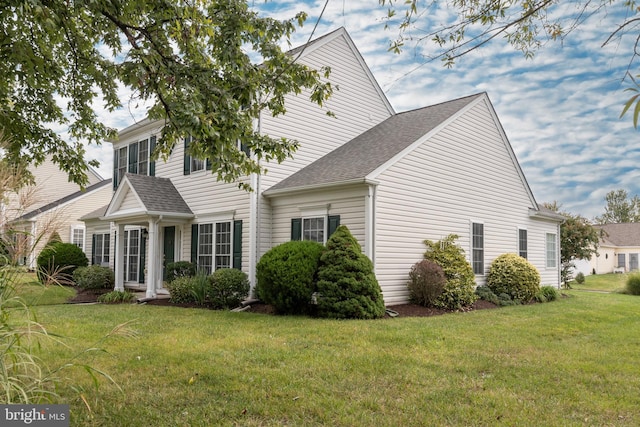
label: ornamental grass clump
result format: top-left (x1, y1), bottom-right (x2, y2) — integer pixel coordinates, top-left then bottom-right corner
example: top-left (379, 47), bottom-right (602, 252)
top-left (315, 226), bottom-right (385, 319)
top-left (487, 253), bottom-right (540, 304)
top-left (422, 234), bottom-right (477, 310)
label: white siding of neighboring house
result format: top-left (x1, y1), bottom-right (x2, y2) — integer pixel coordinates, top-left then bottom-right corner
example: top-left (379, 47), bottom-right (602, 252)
top-left (258, 30), bottom-right (393, 192)
top-left (269, 186), bottom-right (368, 248)
top-left (372, 98), bottom-right (559, 304)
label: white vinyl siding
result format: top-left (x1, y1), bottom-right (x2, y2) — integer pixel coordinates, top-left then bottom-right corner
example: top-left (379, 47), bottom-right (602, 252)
top-left (374, 98), bottom-right (559, 304)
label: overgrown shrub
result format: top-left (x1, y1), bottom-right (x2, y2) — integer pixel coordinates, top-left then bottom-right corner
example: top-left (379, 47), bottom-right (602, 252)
top-left (475, 285), bottom-right (500, 305)
top-left (575, 272), bottom-right (585, 285)
top-left (256, 240), bottom-right (325, 315)
top-left (487, 253), bottom-right (540, 304)
top-left (167, 276), bottom-right (198, 304)
top-left (407, 259), bottom-right (446, 307)
top-left (626, 272), bottom-right (640, 295)
top-left (315, 226), bottom-right (386, 319)
top-left (535, 285), bottom-right (560, 303)
top-left (165, 261), bottom-right (196, 283)
top-left (423, 234), bottom-right (477, 310)
top-left (36, 242), bottom-right (88, 284)
top-left (209, 268), bottom-right (249, 309)
top-left (98, 290), bottom-right (136, 304)
top-left (73, 265), bottom-right (114, 290)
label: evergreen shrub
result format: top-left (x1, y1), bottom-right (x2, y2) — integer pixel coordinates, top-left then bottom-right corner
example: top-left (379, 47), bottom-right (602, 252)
top-left (626, 273), bottom-right (640, 295)
top-left (165, 261), bottom-right (196, 283)
top-left (37, 242), bottom-right (88, 284)
top-left (407, 259), bottom-right (446, 307)
top-left (256, 240), bottom-right (325, 315)
top-left (73, 265), bottom-right (114, 290)
top-left (487, 253), bottom-right (540, 304)
top-left (315, 226), bottom-right (385, 319)
top-left (423, 234), bottom-right (477, 310)
top-left (167, 276), bottom-right (198, 304)
top-left (475, 285), bottom-right (500, 305)
top-left (209, 268), bottom-right (249, 309)
top-left (575, 272), bottom-right (586, 285)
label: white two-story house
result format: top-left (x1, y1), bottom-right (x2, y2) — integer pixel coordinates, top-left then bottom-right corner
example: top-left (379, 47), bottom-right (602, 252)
top-left (83, 27), bottom-right (562, 304)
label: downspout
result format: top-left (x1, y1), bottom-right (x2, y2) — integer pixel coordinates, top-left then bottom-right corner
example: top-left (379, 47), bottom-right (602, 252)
top-left (248, 111), bottom-right (261, 293)
top-left (365, 183), bottom-right (377, 264)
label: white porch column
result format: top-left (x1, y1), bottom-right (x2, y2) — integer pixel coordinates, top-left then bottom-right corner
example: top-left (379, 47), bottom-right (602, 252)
top-left (146, 219), bottom-right (159, 298)
top-left (114, 223), bottom-right (125, 291)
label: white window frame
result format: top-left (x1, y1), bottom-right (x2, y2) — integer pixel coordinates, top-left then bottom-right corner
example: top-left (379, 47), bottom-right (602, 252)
top-left (302, 216), bottom-right (326, 244)
top-left (546, 233), bottom-right (557, 268)
top-left (94, 233), bottom-right (110, 266)
top-left (71, 225), bottom-right (85, 251)
top-left (137, 138), bottom-right (150, 176)
top-left (471, 222), bottom-right (484, 275)
top-left (196, 220), bottom-right (233, 274)
top-left (123, 228), bottom-right (141, 282)
top-left (518, 228), bottom-right (528, 259)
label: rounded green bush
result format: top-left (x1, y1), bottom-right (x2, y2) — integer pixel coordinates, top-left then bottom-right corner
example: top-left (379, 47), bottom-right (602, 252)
top-left (487, 253), bottom-right (541, 304)
top-left (475, 285), bottom-right (499, 305)
top-left (166, 276), bottom-right (198, 304)
top-left (626, 273), bottom-right (640, 295)
top-left (209, 268), bottom-right (250, 309)
top-left (165, 261), bottom-right (196, 283)
top-left (73, 265), bottom-right (114, 290)
top-left (423, 234), bottom-right (478, 310)
top-left (315, 226), bottom-right (386, 319)
top-left (256, 240), bottom-right (325, 315)
top-left (574, 272), bottom-right (585, 285)
top-left (407, 259), bottom-right (446, 307)
top-left (37, 242), bottom-right (88, 284)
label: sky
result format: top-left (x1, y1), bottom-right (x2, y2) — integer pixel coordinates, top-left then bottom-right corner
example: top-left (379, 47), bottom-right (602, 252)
top-left (80, 0), bottom-right (640, 220)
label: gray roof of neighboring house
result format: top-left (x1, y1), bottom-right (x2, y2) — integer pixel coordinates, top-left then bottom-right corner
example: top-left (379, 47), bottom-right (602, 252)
top-left (80, 204), bottom-right (109, 221)
top-left (14, 179), bottom-right (112, 221)
top-left (265, 93), bottom-right (484, 194)
top-left (595, 223), bottom-right (640, 246)
top-left (122, 173), bottom-right (193, 215)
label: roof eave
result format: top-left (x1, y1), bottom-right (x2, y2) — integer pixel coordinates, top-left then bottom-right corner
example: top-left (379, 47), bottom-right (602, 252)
top-left (528, 208), bottom-right (565, 222)
top-left (263, 178), bottom-right (379, 197)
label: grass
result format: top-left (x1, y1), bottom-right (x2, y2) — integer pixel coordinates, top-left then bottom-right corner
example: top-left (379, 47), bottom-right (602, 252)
top-left (26, 291), bottom-right (640, 426)
top-left (9, 271), bottom-right (75, 306)
top-left (570, 273), bottom-right (627, 292)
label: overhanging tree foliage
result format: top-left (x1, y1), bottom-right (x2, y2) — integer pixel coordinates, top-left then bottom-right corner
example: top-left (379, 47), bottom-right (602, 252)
top-left (1, 1), bottom-right (333, 189)
top-left (378, 0), bottom-right (640, 126)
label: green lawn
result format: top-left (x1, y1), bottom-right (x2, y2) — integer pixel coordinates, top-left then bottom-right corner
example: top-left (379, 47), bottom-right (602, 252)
top-left (24, 291), bottom-right (640, 426)
top-left (570, 273), bottom-right (628, 293)
top-left (8, 271), bottom-right (76, 306)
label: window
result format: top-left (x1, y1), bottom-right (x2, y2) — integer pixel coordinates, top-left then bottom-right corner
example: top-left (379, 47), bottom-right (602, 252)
top-left (113, 138), bottom-right (155, 188)
top-left (193, 221), bottom-right (240, 274)
top-left (191, 157), bottom-right (205, 172)
top-left (184, 135), bottom-right (207, 174)
top-left (124, 229), bottom-right (140, 282)
top-left (303, 217), bottom-right (325, 243)
top-left (71, 226), bottom-right (85, 251)
top-left (518, 229), bottom-right (528, 259)
top-left (618, 253), bottom-right (626, 269)
top-left (546, 233), bottom-right (557, 268)
top-left (93, 233), bottom-right (110, 266)
top-left (472, 222), bottom-right (484, 275)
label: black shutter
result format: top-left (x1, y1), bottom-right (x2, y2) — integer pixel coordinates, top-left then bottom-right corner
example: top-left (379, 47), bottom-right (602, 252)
top-left (139, 234), bottom-right (146, 283)
top-left (91, 234), bottom-right (97, 265)
top-left (149, 136), bottom-right (156, 176)
top-left (128, 143), bottom-right (138, 174)
top-left (190, 224), bottom-right (198, 264)
top-left (184, 137), bottom-right (191, 175)
top-left (206, 158), bottom-right (212, 171)
top-left (328, 215), bottom-right (341, 237)
top-left (233, 220), bottom-right (242, 270)
top-left (291, 218), bottom-right (302, 241)
top-left (113, 150), bottom-right (118, 190)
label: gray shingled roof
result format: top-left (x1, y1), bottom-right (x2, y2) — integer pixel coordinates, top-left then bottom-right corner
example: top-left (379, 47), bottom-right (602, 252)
top-left (265, 93), bottom-right (483, 194)
top-left (595, 223), bottom-right (640, 246)
top-left (123, 174), bottom-right (193, 215)
top-left (14, 179), bottom-right (112, 221)
top-left (80, 204), bottom-right (109, 221)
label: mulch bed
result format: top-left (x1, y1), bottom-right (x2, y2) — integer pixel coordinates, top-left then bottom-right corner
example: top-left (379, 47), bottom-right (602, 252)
top-left (67, 287), bottom-right (499, 318)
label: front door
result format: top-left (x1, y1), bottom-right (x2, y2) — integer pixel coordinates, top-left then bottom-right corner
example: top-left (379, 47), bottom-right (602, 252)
top-left (631, 254), bottom-right (639, 271)
top-left (163, 226), bottom-right (176, 280)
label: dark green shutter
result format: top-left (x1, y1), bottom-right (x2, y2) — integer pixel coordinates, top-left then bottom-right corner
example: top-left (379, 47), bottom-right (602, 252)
top-left (190, 224), bottom-right (198, 264)
top-left (113, 150), bottom-right (118, 190)
top-left (149, 136), bottom-right (156, 176)
top-left (328, 215), bottom-right (341, 237)
top-left (139, 234), bottom-right (146, 283)
top-left (233, 220), bottom-right (242, 270)
top-left (91, 234), bottom-right (97, 265)
top-left (128, 143), bottom-right (138, 173)
top-left (291, 218), bottom-right (302, 241)
top-left (206, 158), bottom-right (212, 170)
top-left (240, 142), bottom-right (250, 157)
top-left (184, 137), bottom-right (191, 175)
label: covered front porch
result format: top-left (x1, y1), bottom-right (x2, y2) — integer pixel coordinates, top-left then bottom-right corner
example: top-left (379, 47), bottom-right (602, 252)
top-left (101, 174), bottom-right (194, 299)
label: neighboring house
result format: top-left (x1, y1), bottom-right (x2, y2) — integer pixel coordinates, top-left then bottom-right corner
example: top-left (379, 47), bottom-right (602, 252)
top-left (84, 27), bottom-right (562, 304)
top-left (589, 223), bottom-right (640, 274)
top-left (1, 155), bottom-right (112, 268)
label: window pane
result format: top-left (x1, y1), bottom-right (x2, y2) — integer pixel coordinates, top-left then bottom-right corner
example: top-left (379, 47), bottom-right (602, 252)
top-left (472, 223), bottom-right (484, 275)
top-left (191, 158), bottom-right (205, 172)
top-left (95, 234), bottom-right (103, 265)
top-left (518, 229), bottom-right (528, 259)
top-left (127, 230), bottom-right (139, 282)
top-left (118, 147), bottom-right (127, 182)
top-left (104, 234), bottom-right (110, 262)
top-left (198, 224), bottom-right (213, 275)
top-left (138, 139), bottom-right (149, 176)
top-left (546, 233), bottom-right (557, 268)
top-left (303, 217), bottom-right (325, 243)
top-left (215, 222), bottom-right (231, 269)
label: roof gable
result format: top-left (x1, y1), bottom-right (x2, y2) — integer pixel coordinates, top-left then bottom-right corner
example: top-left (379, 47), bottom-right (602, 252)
top-left (104, 174), bottom-right (193, 220)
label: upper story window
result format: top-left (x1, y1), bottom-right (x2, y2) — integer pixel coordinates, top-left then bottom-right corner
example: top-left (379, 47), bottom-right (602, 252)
top-left (184, 135), bottom-right (209, 175)
top-left (113, 136), bottom-right (156, 189)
